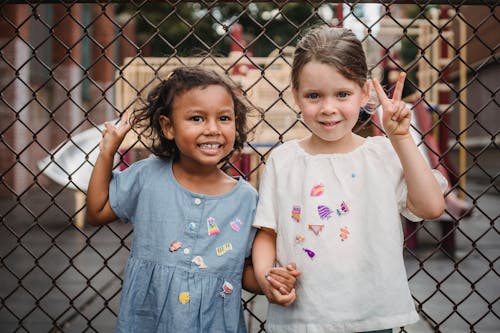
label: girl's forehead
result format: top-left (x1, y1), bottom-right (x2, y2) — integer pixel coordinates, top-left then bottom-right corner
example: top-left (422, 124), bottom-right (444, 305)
top-left (172, 84), bottom-right (234, 110)
top-left (297, 61), bottom-right (362, 90)
top-left (298, 62), bottom-right (340, 82)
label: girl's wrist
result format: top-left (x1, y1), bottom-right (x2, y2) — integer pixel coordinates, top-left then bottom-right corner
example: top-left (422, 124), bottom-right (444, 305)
top-left (98, 149), bottom-right (116, 161)
top-left (388, 133), bottom-right (412, 145)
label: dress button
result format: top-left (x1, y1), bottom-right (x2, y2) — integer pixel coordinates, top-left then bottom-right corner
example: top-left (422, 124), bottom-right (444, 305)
top-left (188, 222), bottom-right (197, 231)
top-left (183, 248), bottom-right (191, 255)
top-left (194, 198), bottom-right (202, 205)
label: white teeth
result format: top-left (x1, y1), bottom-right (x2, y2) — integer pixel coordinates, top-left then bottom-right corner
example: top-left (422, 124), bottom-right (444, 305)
top-left (200, 144), bottom-right (221, 149)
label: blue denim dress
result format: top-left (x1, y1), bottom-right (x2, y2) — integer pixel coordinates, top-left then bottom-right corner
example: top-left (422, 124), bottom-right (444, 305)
top-left (108, 157), bottom-right (258, 332)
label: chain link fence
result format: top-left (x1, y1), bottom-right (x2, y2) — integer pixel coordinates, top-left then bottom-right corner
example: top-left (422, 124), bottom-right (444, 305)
top-left (1, 1), bottom-right (498, 332)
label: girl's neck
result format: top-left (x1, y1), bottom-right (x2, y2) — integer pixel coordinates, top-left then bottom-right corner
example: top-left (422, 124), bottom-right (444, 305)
top-left (299, 132), bottom-right (364, 155)
top-left (172, 160), bottom-right (237, 195)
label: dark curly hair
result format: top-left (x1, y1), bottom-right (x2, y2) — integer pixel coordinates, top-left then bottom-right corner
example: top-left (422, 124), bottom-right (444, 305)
top-left (132, 66), bottom-right (250, 161)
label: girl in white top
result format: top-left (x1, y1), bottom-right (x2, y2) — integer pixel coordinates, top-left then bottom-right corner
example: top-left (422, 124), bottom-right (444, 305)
top-left (252, 26), bottom-right (447, 333)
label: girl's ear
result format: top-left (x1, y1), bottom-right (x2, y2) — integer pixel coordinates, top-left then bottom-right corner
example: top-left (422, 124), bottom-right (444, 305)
top-left (361, 81), bottom-right (370, 107)
top-left (292, 87), bottom-right (300, 107)
top-left (159, 115), bottom-right (174, 140)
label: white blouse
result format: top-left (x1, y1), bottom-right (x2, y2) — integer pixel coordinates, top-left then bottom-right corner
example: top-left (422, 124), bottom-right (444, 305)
top-left (253, 136), bottom-right (447, 333)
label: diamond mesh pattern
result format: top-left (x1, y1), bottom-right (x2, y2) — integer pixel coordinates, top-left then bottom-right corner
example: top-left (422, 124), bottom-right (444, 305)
top-left (0, 1), bottom-right (498, 332)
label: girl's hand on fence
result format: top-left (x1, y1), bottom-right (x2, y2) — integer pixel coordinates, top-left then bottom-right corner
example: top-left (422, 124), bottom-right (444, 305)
top-left (99, 110), bottom-right (132, 156)
top-left (372, 72), bottom-right (411, 140)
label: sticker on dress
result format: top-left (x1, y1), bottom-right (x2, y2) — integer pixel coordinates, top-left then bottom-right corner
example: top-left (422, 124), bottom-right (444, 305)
top-left (295, 233), bottom-right (305, 244)
top-left (340, 226), bottom-right (350, 241)
top-left (192, 256), bottom-right (208, 269)
top-left (220, 281), bottom-right (233, 298)
top-left (308, 224), bottom-right (324, 236)
top-left (169, 240), bottom-right (182, 252)
top-left (216, 243), bottom-right (233, 256)
top-left (207, 217), bottom-right (220, 236)
top-left (303, 248), bottom-right (315, 259)
top-left (310, 183), bottom-right (325, 197)
top-left (291, 205), bottom-right (301, 222)
top-left (178, 292), bottom-right (190, 304)
top-left (230, 218), bottom-right (243, 231)
top-left (317, 205), bottom-right (334, 220)
top-left (336, 201), bottom-right (350, 216)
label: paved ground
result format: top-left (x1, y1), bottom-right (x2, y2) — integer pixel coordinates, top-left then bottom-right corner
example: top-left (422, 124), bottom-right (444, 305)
top-left (1, 156), bottom-right (498, 332)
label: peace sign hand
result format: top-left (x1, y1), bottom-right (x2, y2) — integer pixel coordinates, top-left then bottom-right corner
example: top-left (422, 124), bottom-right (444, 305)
top-left (99, 109), bottom-right (132, 156)
top-left (372, 72), bottom-right (412, 140)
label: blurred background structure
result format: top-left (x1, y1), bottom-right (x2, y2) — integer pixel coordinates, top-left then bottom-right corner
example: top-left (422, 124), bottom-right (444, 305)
top-left (1, 1), bottom-right (498, 332)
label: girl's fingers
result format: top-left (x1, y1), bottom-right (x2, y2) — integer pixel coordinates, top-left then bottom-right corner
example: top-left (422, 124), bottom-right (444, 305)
top-left (392, 72), bottom-right (406, 102)
top-left (269, 268), bottom-right (299, 283)
top-left (119, 109), bottom-right (132, 127)
top-left (392, 101), bottom-right (409, 121)
top-left (372, 78), bottom-right (389, 107)
top-left (282, 289), bottom-right (296, 306)
top-left (104, 122), bottom-right (114, 133)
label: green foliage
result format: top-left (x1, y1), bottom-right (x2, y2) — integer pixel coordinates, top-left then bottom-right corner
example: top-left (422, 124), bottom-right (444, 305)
top-left (117, 3), bottom-right (334, 57)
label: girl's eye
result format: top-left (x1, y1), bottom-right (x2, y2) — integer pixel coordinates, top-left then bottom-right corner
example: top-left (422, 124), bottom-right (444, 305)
top-left (307, 92), bottom-right (319, 100)
top-left (191, 116), bottom-right (203, 122)
top-left (219, 115), bottom-right (232, 122)
top-left (338, 92), bottom-right (349, 98)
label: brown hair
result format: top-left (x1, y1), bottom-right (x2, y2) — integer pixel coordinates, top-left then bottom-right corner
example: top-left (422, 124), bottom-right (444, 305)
top-left (132, 66), bottom-right (249, 161)
top-left (291, 26), bottom-right (368, 90)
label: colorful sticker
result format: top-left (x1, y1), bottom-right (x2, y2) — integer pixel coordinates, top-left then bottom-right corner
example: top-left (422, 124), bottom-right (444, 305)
top-left (340, 226), bottom-right (350, 241)
top-left (169, 240), bottom-right (182, 252)
top-left (216, 243), bottom-right (233, 256)
top-left (303, 248), bottom-right (315, 259)
top-left (220, 281), bottom-right (234, 297)
top-left (207, 217), bottom-right (220, 236)
top-left (179, 292), bottom-right (190, 304)
top-left (295, 233), bottom-right (305, 244)
top-left (317, 205), bottom-right (334, 220)
top-left (336, 201), bottom-right (350, 216)
top-left (308, 224), bottom-right (324, 236)
top-left (192, 256), bottom-right (207, 269)
top-left (230, 221), bottom-right (240, 231)
top-left (291, 205), bottom-right (301, 222)
top-left (310, 183), bottom-right (325, 197)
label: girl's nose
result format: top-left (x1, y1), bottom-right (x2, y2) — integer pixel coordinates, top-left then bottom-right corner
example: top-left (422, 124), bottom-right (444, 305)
top-left (204, 120), bottom-right (221, 136)
top-left (321, 98), bottom-right (337, 114)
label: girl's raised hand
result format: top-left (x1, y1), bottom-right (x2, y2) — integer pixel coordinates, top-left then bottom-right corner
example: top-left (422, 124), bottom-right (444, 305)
top-left (99, 110), bottom-right (132, 155)
top-left (372, 72), bottom-right (411, 139)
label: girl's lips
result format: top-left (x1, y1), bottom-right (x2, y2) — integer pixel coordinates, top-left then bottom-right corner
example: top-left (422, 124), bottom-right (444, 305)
top-left (319, 120), bottom-right (341, 126)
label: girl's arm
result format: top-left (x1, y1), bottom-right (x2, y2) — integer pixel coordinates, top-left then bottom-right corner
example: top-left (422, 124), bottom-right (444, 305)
top-left (373, 73), bottom-right (445, 219)
top-left (242, 257), bottom-right (262, 294)
top-left (86, 113), bottom-right (131, 226)
top-left (390, 135), bottom-right (445, 219)
top-left (252, 227), bottom-right (299, 306)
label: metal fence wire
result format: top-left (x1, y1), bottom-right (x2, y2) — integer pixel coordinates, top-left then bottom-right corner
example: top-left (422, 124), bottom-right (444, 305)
top-left (0, 1), bottom-right (498, 332)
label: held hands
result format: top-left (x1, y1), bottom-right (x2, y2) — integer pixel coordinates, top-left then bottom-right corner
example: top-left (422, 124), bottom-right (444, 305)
top-left (263, 262), bottom-right (301, 306)
top-left (99, 110), bottom-right (132, 156)
top-left (372, 72), bottom-right (411, 140)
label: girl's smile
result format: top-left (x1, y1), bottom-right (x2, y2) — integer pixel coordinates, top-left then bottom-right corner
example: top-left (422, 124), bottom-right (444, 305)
top-left (198, 142), bottom-right (224, 155)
